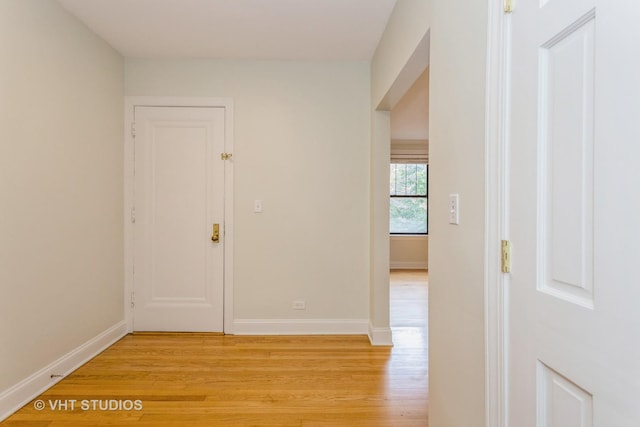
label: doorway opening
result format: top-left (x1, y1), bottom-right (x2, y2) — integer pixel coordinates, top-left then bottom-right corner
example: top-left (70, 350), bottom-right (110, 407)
top-left (388, 64), bottom-right (429, 348)
top-left (370, 30), bottom-right (429, 347)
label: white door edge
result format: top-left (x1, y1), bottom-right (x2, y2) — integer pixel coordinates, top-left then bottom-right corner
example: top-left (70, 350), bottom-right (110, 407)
top-left (123, 96), bottom-right (235, 334)
top-left (484, 1), bottom-right (510, 426)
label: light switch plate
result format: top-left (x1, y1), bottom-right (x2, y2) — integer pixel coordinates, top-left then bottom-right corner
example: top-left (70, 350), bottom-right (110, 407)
top-left (449, 194), bottom-right (459, 224)
top-left (254, 199), bottom-right (263, 213)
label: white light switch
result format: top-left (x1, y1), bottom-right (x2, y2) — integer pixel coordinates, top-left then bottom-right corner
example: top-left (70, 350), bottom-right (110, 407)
top-left (448, 194), bottom-right (459, 225)
top-left (254, 199), bottom-right (263, 213)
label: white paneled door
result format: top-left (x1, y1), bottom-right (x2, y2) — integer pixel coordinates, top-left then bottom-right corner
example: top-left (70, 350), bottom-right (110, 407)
top-left (133, 106), bottom-right (225, 332)
top-left (507, 0), bottom-right (640, 426)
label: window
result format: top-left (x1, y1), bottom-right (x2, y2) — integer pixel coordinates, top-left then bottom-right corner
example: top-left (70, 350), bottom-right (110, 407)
top-left (390, 163), bottom-right (428, 234)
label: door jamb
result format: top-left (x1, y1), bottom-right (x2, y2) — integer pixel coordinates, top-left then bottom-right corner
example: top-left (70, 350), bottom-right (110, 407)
top-left (123, 96), bottom-right (235, 334)
top-left (484, 1), bottom-right (510, 426)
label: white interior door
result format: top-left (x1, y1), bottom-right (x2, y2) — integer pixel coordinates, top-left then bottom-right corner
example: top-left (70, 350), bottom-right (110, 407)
top-left (507, 0), bottom-right (640, 426)
top-left (133, 106), bottom-right (225, 332)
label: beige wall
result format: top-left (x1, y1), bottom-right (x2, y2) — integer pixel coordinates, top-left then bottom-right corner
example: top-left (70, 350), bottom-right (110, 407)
top-left (390, 236), bottom-right (428, 269)
top-left (0, 0), bottom-right (124, 394)
top-left (125, 59), bottom-right (371, 322)
top-left (369, 110), bottom-right (391, 341)
top-left (372, 0), bottom-right (488, 425)
top-left (428, 0), bottom-right (488, 424)
top-left (371, 0), bottom-right (432, 109)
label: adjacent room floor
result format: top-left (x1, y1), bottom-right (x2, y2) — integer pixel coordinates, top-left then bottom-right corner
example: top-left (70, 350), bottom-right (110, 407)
top-left (2, 271), bottom-right (428, 426)
top-left (390, 269), bottom-right (428, 340)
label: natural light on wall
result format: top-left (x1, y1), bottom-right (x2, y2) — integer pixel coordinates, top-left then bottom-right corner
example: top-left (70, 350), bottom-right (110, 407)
top-left (389, 163), bottom-right (428, 234)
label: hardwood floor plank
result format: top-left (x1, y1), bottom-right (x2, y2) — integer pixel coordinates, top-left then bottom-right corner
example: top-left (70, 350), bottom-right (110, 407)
top-left (2, 271), bottom-right (428, 426)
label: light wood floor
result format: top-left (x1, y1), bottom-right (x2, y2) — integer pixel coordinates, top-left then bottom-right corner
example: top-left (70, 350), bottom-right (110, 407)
top-left (2, 271), bottom-right (428, 426)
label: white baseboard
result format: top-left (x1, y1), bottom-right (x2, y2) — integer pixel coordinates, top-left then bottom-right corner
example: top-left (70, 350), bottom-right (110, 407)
top-left (0, 320), bottom-right (127, 422)
top-left (368, 323), bottom-right (394, 346)
top-left (390, 261), bottom-right (428, 270)
top-left (233, 319), bottom-right (369, 335)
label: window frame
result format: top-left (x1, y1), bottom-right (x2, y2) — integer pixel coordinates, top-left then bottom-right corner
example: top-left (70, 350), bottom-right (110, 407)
top-left (389, 162), bottom-right (428, 235)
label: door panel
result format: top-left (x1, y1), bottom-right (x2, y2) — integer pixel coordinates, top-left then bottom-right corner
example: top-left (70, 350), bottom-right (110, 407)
top-left (537, 11), bottom-right (594, 309)
top-left (537, 362), bottom-right (593, 427)
top-left (133, 106), bottom-right (224, 332)
top-left (507, 1), bottom-right (640, 426)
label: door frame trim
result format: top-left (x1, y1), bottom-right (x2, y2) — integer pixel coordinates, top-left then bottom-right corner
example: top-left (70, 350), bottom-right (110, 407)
top-left (484, 1), bottom-right (510, 426)
top-left (124, 96), bottom-right (235, 334)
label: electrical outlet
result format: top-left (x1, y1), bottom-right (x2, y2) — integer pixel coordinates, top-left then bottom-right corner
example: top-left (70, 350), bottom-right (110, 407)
top-left (292, 300), bottom-right (306, 310)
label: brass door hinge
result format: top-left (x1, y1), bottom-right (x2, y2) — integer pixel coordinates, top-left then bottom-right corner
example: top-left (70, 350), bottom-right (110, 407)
top-left (221, 153), bottom-right (233, 160)
top-left (501, 240), bottom-right (511, 273)
top-left (504, 0), bottom-right (514, 13)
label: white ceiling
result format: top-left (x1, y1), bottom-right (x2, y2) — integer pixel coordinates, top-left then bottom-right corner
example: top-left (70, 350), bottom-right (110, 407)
top-left (56, 0), bottom-right (397, 60)
top-left (56, 0), bottom-right (426, 143)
